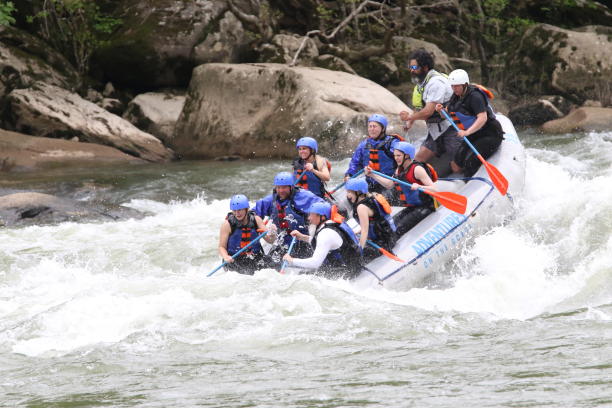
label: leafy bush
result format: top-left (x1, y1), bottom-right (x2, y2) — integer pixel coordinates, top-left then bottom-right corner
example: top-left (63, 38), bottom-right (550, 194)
top-left (0, 1), bottom-right (16, 26)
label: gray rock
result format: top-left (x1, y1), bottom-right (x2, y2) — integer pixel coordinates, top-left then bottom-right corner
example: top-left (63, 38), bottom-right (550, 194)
top-left (0, 25), bottom-right (78, 103)
top-left (509, 100), bottom-right (565, 126)
top-left (540, 95), bottom-right (578, 115)
top-left (192, 10), bottom-right (253, 65)
top-left (257, 34), bottom-right (319, 65)
top-left (97, 98), bottom-right (124, 115)
top-left (0, 128), bottom-right (145, 172)
top-left (96, 0), bottom-right (228, 87)
top-left (0, 192), bottom-right (143, 226)
top-left (541, 107), bottom-right (612, 133)
top-left (169, 63), bottom-right (425, 160)
top-left (507, 24), bottom-right (612, 102)
top-left (313, 55), bottom-right (356, 75)
top-left (103, 82), bottom-right (117, 98)
top-left (123, 91), bottom-right (186, 143)
top-left (2, 82), bottom-right (174, 162)
top-left (85, 88), bottom-right (104, 103)
top-left (583, 100), bottom-right (603, 108)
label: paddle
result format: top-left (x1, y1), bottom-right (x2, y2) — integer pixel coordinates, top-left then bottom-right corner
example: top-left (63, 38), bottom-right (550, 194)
top-left (207, 231), bottom-right (268, 277)
top-left (370, 170), bottom-right (467, 215)
top-left (440, 109), bottom-right (508, 196)
top-left (328, 169), bottom-right (365, 195)
top-left (279, 236), bottom-right (297, 274)
top-left (294, 170), bottom-right (306, 186)
top-left (367, 240), bottom-right (406, 263)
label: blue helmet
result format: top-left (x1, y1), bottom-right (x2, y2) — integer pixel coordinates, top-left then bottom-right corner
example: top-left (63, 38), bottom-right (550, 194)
top-left (308, 202), bottom-right (332, 219)
top-left (394, 141), bottom-right (415, 160)
top-left (345, 178), bottom-right (368, 194)
top-left (230, 194), bottom-right (249, 210)
top-left (296, 137), bottom-right (317, 152)
top-left (274, 172), bottom-right (294, 186)
top-left (368, 114), bottom-right (388, 130)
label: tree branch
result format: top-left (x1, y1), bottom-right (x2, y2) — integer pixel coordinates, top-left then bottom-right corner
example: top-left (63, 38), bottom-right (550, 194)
top-left (322, 24), bottom-right (395, 64)
top-left (225, 0), bottom-right (260, 25)
top-left (410, 1), bottom-right (454, 9)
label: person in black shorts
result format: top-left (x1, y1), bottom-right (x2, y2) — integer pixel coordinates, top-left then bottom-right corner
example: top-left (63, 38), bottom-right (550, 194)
top-left (399, 48), bottom-right (462, 173)
top-left (436, 69), bottom-right (504, 177)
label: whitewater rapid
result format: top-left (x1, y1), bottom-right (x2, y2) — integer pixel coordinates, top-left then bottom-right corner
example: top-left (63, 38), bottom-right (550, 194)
top-left (2, 130), bottom-right (612, 406)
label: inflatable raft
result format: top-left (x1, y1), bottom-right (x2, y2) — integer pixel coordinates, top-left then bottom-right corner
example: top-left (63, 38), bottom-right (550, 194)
top-left (286, 114), bottom-right (526, 291)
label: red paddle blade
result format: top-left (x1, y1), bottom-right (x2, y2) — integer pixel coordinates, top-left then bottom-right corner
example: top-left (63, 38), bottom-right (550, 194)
top-left (427, 191), bottom-right (468, 214)
top-left (482, 160), bottom-right (509, 196)
top-left (380, 247), bottom-right (406, 263)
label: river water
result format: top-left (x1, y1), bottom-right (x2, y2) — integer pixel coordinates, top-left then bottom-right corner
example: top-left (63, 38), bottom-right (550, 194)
top-left (2, 130), bottom-right (612, 407)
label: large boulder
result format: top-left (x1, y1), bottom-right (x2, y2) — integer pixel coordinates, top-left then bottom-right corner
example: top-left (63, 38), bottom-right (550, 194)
top-left (1, 82), bottom-right (174, 162)
top-left (192, 10), bottom-right (253, 66)
top-left (95, 0), bottom-right (232, 87)
top-left (169, 63), bottom-right (423, 159)
top-left (0, 25), bottom-right (78, 104)
top-left (506, 24), bottom-right (612, 102)
top-left (0, 128), bottom-right (145, 172)
top-left (509, 100), bottom-right (565, 126)
top-left (0, 192), bottom-right (143, 226)
top-left (123, 90), bottom-right (186, 144)
top-left (313, 55), bottom-right (356, 75)
top-left (540, 107), bottom-right (612, 133)
top-left (257, 34), bottom-right (319, 65)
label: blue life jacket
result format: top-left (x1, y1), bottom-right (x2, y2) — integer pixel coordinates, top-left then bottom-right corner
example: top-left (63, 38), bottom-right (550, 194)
top-left (393, 169), bottom-right (434, 209)
top-left (270, 187), bottom-right (309, 245)
top-left (449, 85), bottom-right (496, 132)
top-left (353, 195), bottom-right (396, 241)
top-left (311, 221), bottom-right (363, 269)
top-left (292, 157), bottom-right (328, 198)
top-left (226, 211), bottom-right (261, 256)
top-left (361, 135), bottom-right (401, 182)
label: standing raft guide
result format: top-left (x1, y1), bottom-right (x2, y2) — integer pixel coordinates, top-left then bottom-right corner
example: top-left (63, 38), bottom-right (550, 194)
top-left (212, 61), bottom-right (523, 291)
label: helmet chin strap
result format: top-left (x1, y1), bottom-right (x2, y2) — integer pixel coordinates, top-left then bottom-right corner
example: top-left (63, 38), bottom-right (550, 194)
top-left (375, 128), bottom-right (386, 141)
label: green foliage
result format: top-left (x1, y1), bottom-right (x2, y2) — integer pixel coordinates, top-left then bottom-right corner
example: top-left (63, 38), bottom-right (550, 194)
top-left (315, 5), bottom-right (334, 22)
top-left (0, 1), bottom-right (16, 26)
top-left (28, 0), bottom-right (121, 88)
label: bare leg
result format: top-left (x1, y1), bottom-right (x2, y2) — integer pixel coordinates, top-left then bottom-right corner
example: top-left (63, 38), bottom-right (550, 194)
top-left (450, 161), bottom-right (463, 174)
top-left (414, 146), bottom-right (436, 163)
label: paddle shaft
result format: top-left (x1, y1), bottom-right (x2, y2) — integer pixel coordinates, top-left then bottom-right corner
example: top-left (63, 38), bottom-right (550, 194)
top-left (207, 231), bottom-right (268, 277)
top-left (279, 236), bottom-right (297, 274)
top-left (440, 109), bottom-right (509, 196)
top-left (370, 170), bottom-right (467, 214)
top-left (366, 240), bottom-right (406, 263)
top-left (370, 170), bottom-right (426, 195)
top-left (440, 109), bottom-right (482, 159)
top-left (328, 169), bottom-right (365, 194)
top-left (294, 170), bottom-right (306, 186)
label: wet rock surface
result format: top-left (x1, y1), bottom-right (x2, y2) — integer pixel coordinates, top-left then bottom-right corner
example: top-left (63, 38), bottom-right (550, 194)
top-left (540, 107), bottom-right (612, 133)
top-left (509, 100), bottom-right (565, 126)
top-left (0, 26), bottom-right (78, 106)
top-left (0, 191), bottom-right (143, 227)
top-left (123, 90), bottom-right (186, 144)
top-left (2, 82), bottom-right (175, 163)
top-left (506, 23), bottom-right (612, 102)
top-left (0, 128), bottom-right (145, 172)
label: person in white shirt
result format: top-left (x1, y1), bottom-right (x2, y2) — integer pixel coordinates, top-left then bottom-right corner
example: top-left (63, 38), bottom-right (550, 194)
top-left (400, 48), bottom-right (461, 173)
top-left (282, 202), bottom-right (364, 279)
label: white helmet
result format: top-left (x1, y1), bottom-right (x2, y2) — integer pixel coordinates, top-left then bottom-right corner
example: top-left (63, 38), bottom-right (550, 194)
top-left (449, 69), bottom-right (470, 85)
